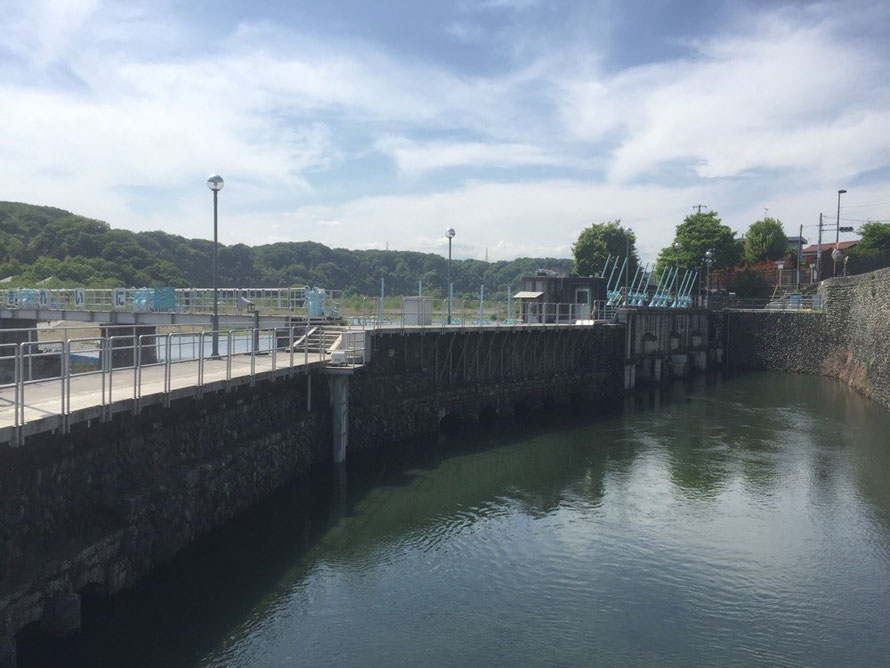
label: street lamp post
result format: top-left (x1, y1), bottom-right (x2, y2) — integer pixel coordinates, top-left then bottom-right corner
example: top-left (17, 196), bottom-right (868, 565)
top-left (834, 188), bottom-right (847, 277)
top-left (625, 227), bottom-right (633, 305)
top-left (446, 228), bottom-right (455, 325)
top-left (705, 249), bottom-right (714, 309)
top-left (207, 174), bottom-right (224, 358)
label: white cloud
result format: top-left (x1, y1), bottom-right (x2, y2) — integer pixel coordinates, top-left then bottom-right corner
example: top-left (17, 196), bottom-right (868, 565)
top-left (375, 137), bottom-right (582, 173)
top-left (0, 0), bottom-right (887, 274)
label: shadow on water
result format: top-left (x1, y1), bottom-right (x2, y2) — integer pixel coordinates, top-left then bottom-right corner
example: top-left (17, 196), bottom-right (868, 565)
top-left (17, 389), bottom-right (645, 667)
top-left (17, 372), bottom-right (890, 666)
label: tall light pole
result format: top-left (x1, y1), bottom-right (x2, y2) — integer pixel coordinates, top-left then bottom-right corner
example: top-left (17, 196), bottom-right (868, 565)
top-left (207, 174), bottom-right (224, 358)
top-left (446, 227), bottom-right (455, 325)
top-left (625, 226), bottom-right (633, 305)
top-left (705, 249), bottom-right (714, 308)
top-left (834, 188), bottom-right (847, 277)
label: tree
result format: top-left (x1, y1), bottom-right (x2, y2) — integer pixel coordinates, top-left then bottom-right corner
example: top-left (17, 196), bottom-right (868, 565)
top-left (849, 221), bottom-right (890, 258)
top-left (732, 266), bottom-right (769, 299)
top-left (655, 211), bottom-right (739, 276)
top-left (744, 217), bottom-right (788, 263)
top-left (572, 220), bottom-right (637, 278)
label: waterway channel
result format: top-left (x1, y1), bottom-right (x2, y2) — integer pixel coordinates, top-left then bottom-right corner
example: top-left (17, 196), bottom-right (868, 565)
top-left (20, 373), bottom-right (890, 666)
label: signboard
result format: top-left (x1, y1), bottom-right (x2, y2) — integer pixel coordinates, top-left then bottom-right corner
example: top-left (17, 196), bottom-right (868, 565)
top-left (38, 289), bottom-right (49, 307)
top-left (74, 288), bottom-right (85, 307)
top-left (777, 262), bottom-right (784, 270)
top-left (113, 288), bottom-right (127, 309)
top-left (6, 289), bottom-right (15, 306)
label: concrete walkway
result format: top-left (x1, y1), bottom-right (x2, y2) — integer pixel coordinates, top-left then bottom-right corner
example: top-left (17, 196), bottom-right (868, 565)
top-left (0, 352), bottom-right (327, 441)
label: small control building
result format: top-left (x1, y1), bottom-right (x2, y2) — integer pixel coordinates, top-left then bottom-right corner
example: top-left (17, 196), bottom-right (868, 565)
top-left (514, 271), bottom-right (607, 323)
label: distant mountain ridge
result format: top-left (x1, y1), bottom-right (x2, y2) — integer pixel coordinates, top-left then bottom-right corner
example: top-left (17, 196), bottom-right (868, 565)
top-left (0, 201), bottom-right (571, 296)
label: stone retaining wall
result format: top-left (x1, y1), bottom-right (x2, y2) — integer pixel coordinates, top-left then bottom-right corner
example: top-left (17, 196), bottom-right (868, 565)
top-left (727, 267), bottom-right (890, 409)
top-left (0, 323), bottom-right (627, 652)
top-left (0, 373), bottom-right (331, 643)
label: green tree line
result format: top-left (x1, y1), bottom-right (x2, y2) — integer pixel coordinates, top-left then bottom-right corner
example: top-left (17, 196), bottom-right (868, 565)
top-left (0, 201), bottom-right (570, 297)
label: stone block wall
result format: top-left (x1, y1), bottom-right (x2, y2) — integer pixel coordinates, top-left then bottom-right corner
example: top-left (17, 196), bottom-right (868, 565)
top-left (0, 372), bottom-right (330, 641)
top-left (726, 267), bottom-right (890, 409)
top-left (0, 323), bottom-right (627, 646)
top-left (348, 326), bottom-right (625, 450)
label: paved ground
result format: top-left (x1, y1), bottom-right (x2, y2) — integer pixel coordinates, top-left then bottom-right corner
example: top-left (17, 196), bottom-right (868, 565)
top-left (0, 351), bottom-right (326, 432)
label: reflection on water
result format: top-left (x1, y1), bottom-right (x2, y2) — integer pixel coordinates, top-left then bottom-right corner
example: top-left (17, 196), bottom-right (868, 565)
top-left (21, 373), bottom-right (890, 667)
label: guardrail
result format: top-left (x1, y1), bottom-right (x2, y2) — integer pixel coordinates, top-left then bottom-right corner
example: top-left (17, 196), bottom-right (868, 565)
top-left (3, 287), bottom-right (344, 317)
top-left (0, 303), bottom-right (620, 442)
top-left (346, 298), bottom-right (618, 328)
top-left (0, 322), bottom-right (357, 444)
top-left (725, 296), bottom-right (823, 311)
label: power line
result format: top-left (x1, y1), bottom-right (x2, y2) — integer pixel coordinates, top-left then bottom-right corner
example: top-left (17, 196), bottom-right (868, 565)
top-left (820, 214), bottom-right (889, 224)
top-left (692, 204), bottom-right (708, 213)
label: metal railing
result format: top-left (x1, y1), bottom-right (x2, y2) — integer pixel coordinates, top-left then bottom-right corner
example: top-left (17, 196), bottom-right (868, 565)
top-left (0, 299), bottom-right (622, 440)
top-left (845, 247), bottom-right (890, 277)
top-left (0, 322), bottom-right (355, 443)
top-left (725, 295), bottom-right (823, 311)
top-left (3, 287), bottom-right (344, 317)
top-left (345, 298), bottom-right (618, 329)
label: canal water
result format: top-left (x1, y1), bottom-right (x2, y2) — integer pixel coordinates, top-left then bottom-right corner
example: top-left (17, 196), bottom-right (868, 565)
top-left (21, 373), bottom-right (890, 667)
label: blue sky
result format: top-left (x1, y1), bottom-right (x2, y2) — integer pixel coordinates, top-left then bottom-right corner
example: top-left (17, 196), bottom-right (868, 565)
top-left (1, 0), bottom-right (888, 264)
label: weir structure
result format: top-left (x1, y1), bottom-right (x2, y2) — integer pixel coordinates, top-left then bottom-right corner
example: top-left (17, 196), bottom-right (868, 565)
top-left (0, 294), bottom-right (725, 665)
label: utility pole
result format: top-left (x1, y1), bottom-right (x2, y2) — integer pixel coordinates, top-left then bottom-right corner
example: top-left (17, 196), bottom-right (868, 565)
top-left (763, 207), bottom-right (768, 219)
top-left (693, 204), bottom-right (708, 214)
top-left (796, 223), bottom-right (803, 291)
top-left (816, 213), bottom-right (823, 282)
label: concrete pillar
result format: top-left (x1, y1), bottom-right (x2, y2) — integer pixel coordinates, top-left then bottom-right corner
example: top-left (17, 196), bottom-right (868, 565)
top-left (45, 592), bottom-right (81, 637)
top-left (624, 363), bottom-right (636, 391)
top-left (653, 358), bottom-right (662, 382)
top-left (0, 636), bottom-right (15, 668)
top-left (693, 351), bottom-right (707, 372)
top-left (331, 375), bottom-right (349, 464)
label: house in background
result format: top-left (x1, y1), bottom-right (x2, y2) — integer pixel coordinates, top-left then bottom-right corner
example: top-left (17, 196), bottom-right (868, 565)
top-left (514, 271), bottom-right (607, 323)
top-left (801, 240), bottom-right (858, 279)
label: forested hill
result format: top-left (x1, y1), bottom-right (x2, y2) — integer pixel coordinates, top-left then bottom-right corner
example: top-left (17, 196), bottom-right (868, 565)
top-left (0, 201), bottom-right (571, 296)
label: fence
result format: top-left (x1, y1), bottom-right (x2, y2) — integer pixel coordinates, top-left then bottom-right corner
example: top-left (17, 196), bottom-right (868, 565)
top-left (845, 247), bottom-right (890, 277)
top-left (0, 304), bottom-right (622, 442)
top-left (344, 298), bottom-right (617, 328)
top-left (725, 295), bottom-right (822, 311)
top-left (3, 287), bottom-right (343, 317)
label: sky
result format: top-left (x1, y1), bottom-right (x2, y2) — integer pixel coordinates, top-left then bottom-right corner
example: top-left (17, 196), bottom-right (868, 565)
top-left (1, 0), bottom-right (889, 264)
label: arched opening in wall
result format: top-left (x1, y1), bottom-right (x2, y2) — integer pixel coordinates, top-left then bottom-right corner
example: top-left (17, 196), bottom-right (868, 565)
top-left (478, 406), bottom-right (498, 426)
top-left (15, 620), bottom-right (50, 665)
top-left (512, 399), bottom-right (530, 421)
top-left (438, 413), bottom-right (461, 434)
top-left (79, 581), bottom-right (105, 619)
top-left (691, 330), bottom-right (704, 347)
top-left (642, 332), bottom-right (658, 354)
top-left (669, 330), bottom-right (680, 351)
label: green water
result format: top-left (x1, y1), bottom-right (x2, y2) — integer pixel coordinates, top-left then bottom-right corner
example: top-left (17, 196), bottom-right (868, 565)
top-left (23, 373), bottom-right (890, 667)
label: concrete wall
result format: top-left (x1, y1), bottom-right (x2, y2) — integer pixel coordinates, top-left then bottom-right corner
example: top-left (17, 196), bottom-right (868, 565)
top-left (617, 309), bottom-right (719, 386)
top-left (0, 323), bottom-right (627, 652)
top-left (348, 326), bottom-right (625, 449)
top-left (726, 267), bottom-right (890, 409)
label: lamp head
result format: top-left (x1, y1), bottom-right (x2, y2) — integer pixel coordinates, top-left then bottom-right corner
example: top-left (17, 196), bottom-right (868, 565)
top-left (207, 174), bottom-right (224, 191)
top-left (446, 228), bottom-right (456, 239)
top-left (838, 189), bottom-right (847, 195)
